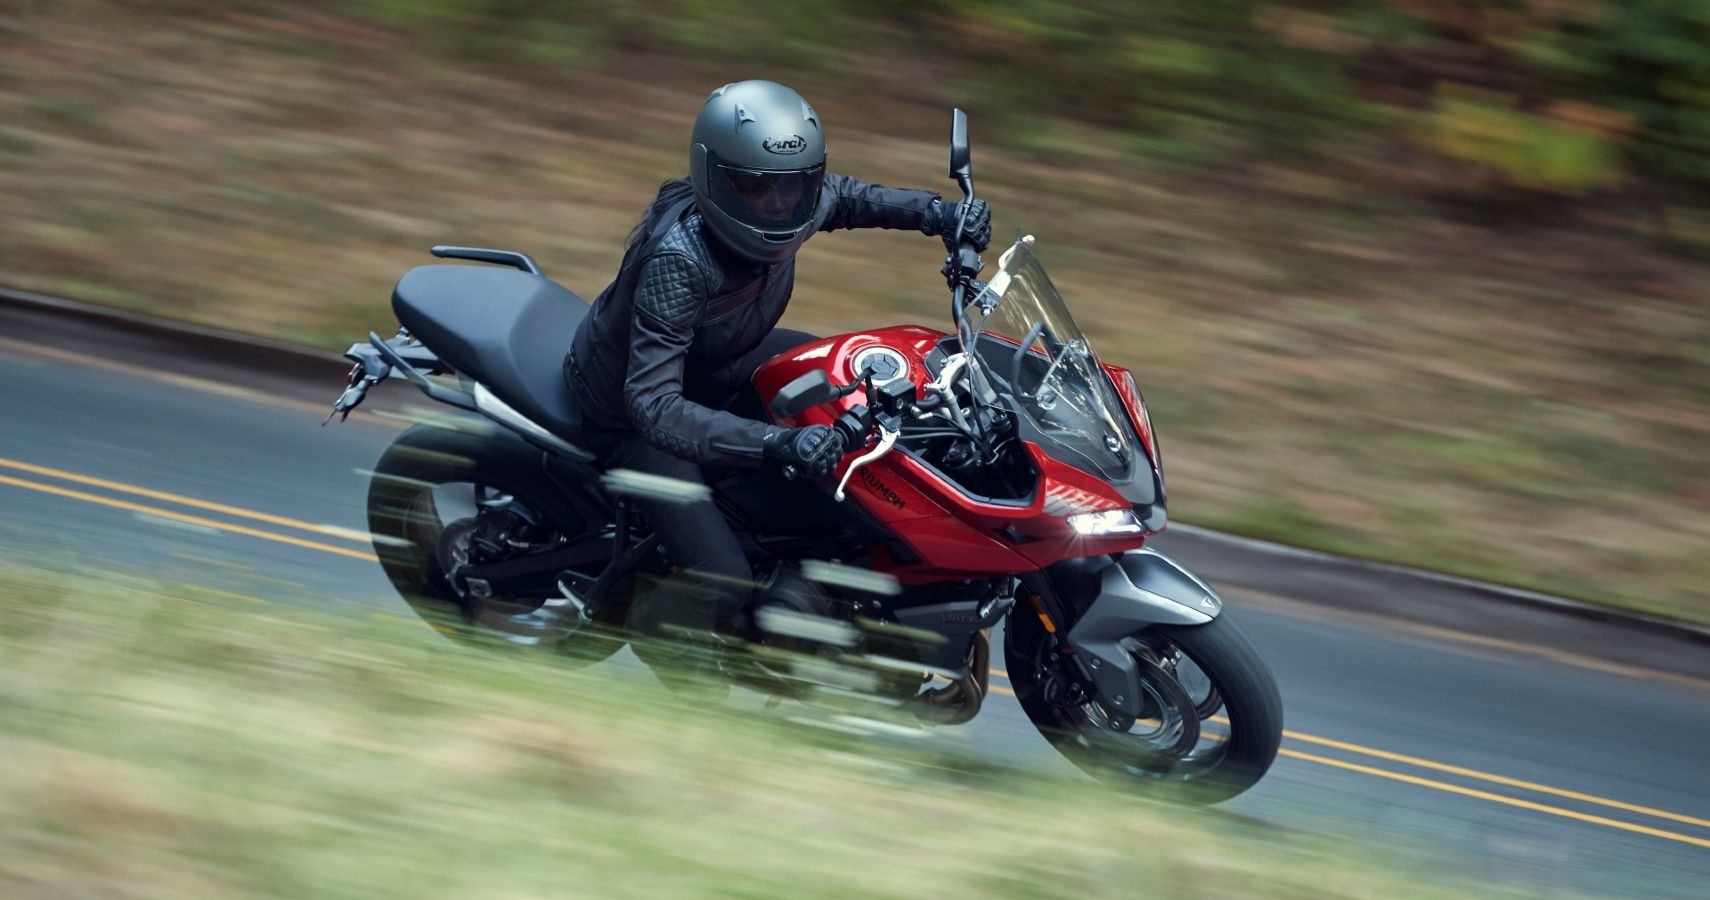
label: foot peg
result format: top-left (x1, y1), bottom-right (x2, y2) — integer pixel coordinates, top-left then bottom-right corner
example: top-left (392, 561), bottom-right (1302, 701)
top-left (554, 577), bottom-right (594, 623)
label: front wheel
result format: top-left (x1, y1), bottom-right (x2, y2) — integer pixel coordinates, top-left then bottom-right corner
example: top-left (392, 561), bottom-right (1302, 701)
top-left (1005, 610), bottom-right (1281, 804)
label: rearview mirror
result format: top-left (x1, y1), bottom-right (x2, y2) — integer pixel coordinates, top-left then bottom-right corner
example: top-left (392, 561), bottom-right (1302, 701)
top-left (948, 108), bottom-right (971, 184)
top-left (769, 370), bottom-right (840, 418)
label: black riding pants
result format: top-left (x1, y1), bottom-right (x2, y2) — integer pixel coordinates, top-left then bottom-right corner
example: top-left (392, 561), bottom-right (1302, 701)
top-left (583, 328), bottom-right (818, 601)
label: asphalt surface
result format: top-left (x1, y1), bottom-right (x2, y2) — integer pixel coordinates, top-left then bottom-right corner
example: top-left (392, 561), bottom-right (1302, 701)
top-left (1, 332), bottom-right (1708, 896)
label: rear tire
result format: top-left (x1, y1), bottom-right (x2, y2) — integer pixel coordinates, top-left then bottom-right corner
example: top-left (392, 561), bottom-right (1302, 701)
top-left (1006, 610), bottom-right (1282, 804)
top-left (367, 419), bottom-right (627, 665)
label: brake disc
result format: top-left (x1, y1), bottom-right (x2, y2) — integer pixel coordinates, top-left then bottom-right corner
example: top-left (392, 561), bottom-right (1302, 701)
top-left (1073, 654), bottom-right (1200, 760)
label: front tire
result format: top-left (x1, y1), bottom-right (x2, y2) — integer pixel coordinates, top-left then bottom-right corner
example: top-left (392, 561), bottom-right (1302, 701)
top-left (1006, 610), bottom-right (1282, 804)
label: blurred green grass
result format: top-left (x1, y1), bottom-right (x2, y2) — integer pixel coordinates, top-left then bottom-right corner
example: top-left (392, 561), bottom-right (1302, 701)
top-left (0, 564), bottom-right (1499, 898)
top-left (0, 2), bottom-right (1706, 623)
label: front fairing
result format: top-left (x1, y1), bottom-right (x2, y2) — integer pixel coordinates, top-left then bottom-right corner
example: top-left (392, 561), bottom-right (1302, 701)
top-left (960, 238), bottom-right (1164, 525)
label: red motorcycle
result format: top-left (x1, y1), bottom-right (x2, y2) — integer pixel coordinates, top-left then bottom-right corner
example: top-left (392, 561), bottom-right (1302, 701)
top-left (330, 111), bottom-right (1281, 801)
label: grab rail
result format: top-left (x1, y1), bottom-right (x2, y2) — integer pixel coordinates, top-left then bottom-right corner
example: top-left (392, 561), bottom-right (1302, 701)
top-left (429, 245), bottom-right (543, 276)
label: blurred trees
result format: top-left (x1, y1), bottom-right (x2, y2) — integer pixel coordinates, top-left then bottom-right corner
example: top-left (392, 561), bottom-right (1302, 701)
top-left (8, 0), bottom-right (1706, 615)
top-left (338, 0), bottom-right (1710, 208)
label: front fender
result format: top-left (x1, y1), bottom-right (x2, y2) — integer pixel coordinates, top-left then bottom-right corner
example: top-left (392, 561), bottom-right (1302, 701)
top-left (1063, 548), bottom-right (1222, 723)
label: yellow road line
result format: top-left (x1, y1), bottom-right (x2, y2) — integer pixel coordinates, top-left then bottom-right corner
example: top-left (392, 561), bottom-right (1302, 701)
top-left (0, 456), bottom-right (369, 544)
top-left (1003, 659), bottom-right (1708, 833)
top-left (0, 473), bottom-right (377, 562)
top-left (1284, 729), bottom-right (1710, 831)
top-left (11, 458), bottom-right (1709, 848)
top-left (993, 678), bottom-right (1706, 845)
top-left (999, 674), bottom-right (1707, 836)
top-left (1279, 748), bottom-right (1710, 850)
top-left (1199, 714), bottom-right (1710, 832)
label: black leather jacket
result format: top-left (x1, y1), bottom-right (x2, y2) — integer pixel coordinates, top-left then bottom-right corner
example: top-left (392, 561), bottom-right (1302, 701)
top-left (566, 174), bottom-right (939, 466)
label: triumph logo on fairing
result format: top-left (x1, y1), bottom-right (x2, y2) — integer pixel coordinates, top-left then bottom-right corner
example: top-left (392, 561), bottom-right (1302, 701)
top-left (763, 134), bottom-right (807, 154)
top-left (859, 468), bottom-right (906, 509)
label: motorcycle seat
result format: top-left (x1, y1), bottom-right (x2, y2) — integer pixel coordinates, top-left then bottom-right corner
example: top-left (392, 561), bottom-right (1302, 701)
top-left (391, 263), bottom-right (590, 445)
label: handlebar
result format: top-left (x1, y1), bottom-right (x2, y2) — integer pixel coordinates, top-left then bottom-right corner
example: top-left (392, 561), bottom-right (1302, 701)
top-left (783, 109), bottom-right (991, 491)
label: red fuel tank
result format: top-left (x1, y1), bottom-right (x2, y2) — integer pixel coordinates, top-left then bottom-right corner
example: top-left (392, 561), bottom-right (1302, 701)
top-left (754, 326), bottom-right (1145, 582)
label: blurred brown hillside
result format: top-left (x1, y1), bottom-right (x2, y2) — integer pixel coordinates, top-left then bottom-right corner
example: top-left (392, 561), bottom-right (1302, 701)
top-left (0, 1), bottom-right (1706, 620)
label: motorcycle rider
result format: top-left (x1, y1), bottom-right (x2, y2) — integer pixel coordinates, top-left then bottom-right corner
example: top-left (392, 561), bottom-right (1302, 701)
top-left (563, 80), bottom-right (991, 646)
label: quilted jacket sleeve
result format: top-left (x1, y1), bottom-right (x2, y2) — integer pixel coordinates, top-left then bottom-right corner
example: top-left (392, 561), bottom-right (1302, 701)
top-left (817, 173), bottom-right (940, 233)
top-left (623, 251), bottom-right (777, 465)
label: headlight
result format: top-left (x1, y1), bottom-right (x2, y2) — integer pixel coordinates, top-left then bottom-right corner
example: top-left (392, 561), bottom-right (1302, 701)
top-left (1067, 508), bottom-right (1143, 536)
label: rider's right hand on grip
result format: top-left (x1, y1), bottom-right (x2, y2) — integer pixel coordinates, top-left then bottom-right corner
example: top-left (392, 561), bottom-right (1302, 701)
top-left (763, 425), bottom-right (844, 478)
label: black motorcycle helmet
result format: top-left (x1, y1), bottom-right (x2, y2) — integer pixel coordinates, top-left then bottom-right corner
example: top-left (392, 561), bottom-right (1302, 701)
top-left (689, 80), bottom-right (827, 265)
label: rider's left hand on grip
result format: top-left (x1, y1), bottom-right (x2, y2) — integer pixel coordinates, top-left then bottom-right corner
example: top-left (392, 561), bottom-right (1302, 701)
top-left (765, 424), bottom-right (842, 478)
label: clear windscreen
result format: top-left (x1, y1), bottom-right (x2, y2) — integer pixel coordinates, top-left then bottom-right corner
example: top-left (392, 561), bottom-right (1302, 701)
top-left (960, 238), bottom-right (1140, 482)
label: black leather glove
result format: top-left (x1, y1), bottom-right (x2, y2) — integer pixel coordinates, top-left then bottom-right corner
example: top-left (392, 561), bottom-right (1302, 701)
top-left (922, 197), bottom-right (992, 253)
top-left (762, 425), bottom-right (845, 478)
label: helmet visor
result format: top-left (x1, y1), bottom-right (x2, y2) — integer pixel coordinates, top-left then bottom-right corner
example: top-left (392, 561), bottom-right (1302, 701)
top-left (708, 162), bottom-right (825, 232)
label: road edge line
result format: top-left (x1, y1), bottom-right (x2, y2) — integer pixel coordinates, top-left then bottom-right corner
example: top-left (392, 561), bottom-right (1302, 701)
top-left (5, 283), bottom-right (1708, 652)
top-left (1166, 523), bottom-right (1710, 648)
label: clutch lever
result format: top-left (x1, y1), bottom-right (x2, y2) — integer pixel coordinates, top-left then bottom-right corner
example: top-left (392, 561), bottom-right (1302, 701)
top-left (833, 420), bottom-right (900, 502)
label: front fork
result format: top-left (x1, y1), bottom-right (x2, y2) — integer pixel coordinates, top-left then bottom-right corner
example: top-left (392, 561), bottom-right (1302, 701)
top-left (1020, 548), bottom-right (1223, 729)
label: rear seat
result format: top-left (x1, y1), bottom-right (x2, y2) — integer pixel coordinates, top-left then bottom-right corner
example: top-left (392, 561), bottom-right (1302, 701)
top-left (390, 264), bottom-right (589, 441)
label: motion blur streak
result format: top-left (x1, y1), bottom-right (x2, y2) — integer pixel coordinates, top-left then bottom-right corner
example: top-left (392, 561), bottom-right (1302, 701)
top-left (179, 583), bottom-right (270, 605)
top-left (0, 473), bottom-right (378, 562)
top-left (0, 455), bottom-right (369, 543)
top-left (1277, 749), bottom-right (1710, 850)
top-left (371, 611), bottom-right (454, 635)
top-left (8, 455), bottom-right (1707, 854)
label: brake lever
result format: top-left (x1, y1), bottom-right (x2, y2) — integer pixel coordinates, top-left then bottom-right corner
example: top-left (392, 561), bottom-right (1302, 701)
top-left (833, 421), bottom-right (900, 502)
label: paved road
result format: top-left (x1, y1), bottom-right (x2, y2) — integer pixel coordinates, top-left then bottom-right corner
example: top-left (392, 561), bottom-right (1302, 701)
top-left (1, 338), bottom-right (1707, 897)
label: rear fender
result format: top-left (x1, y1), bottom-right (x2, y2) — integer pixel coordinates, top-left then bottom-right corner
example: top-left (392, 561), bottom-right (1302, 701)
top-left (1063, 548), bottom-right (1221, 722)
top-left (382, 419), bottom-right (606, 534)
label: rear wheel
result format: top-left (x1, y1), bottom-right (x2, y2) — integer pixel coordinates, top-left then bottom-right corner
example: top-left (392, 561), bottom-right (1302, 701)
top-left (367, 421), bottom-right (629, 664)
top-left (1005, 610), bottom-right (1281, 804)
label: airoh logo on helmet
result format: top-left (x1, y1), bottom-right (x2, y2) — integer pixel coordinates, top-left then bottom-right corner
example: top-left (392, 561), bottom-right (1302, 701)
top-left (762, 134), bottom-right (807, 155)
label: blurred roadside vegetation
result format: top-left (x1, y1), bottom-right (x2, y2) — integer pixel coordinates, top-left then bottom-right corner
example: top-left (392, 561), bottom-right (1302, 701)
top-left (345, 0), bottom-right (1710, 199)
top-left (0, 565), bottom-right (1499, 898)
top-left (0, 1), bottom-right (1706, 621)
